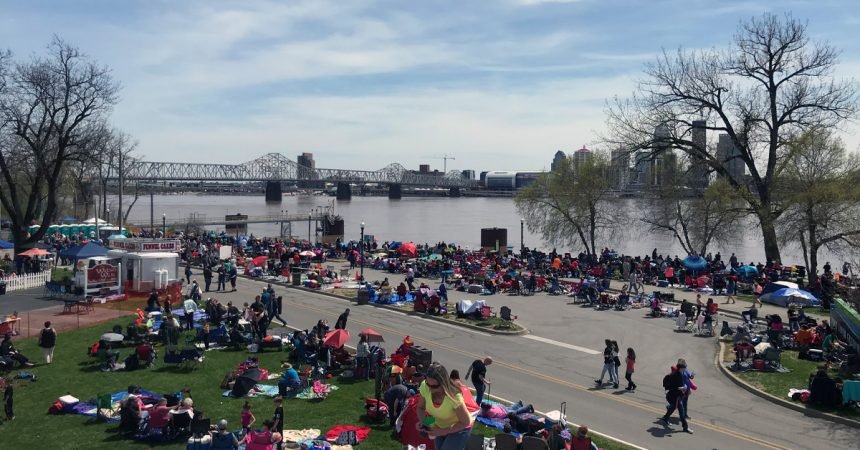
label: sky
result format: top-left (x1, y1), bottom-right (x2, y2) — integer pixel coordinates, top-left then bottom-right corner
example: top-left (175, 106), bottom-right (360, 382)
top-left (1, 0), bottom-right (858, 172)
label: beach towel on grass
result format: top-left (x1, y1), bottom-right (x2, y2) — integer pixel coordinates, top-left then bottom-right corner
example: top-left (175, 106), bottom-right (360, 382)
top-left (70, 389), bottom-right (161, 421)
top-left (324, 425), bottom-right (371, 443)
top-left (222, 384), bottom-right (280, 398)
top-left (281, 429), bottom-right (321, 443)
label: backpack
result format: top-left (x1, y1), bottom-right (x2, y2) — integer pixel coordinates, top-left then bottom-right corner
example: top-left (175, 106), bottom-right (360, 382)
top-left (662, 373), bottom-right (673, 390)
top-left (124, 354), bottom-right (140, 371)
top-left (365, 398), bottom-right (388, 421)
top-left (48, 400), bottom-right (64, 415)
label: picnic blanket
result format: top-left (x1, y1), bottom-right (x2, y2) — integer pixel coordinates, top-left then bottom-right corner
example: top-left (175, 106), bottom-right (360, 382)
top-left (324, 425), bottom-right (371, 442)
top-left (222, 384), bottom-right (280, 398)
top-left (68, 389), bottom-right (162, 422)
top-left (221, 384), bottom-right (340, 399)
top-left (281, 429), bottom-right (322, 443)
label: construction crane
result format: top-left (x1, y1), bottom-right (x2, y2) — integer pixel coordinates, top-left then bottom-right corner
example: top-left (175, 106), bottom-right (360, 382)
top-left (426, 154), bottom-right (456, 173)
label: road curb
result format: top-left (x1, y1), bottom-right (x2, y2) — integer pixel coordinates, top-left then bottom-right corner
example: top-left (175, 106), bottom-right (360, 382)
top-left (287, 284), bottom-right (530, 336)
top-left (715, 342), bottom-right (860, 429)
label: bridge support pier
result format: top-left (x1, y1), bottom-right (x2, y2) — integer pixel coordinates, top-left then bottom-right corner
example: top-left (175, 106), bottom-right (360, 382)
top-left (336, 182), bottom-right (352, 200)
top-left (449, 187), bottom-right (461, 197)
top-left (388, 184), bottom-right (402, 199)
top-left (265, 181), bottom-right (282, 202)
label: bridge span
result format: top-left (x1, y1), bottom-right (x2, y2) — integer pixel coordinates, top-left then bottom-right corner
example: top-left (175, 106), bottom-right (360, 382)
top-left (121, 153), bottom-right (478, 201)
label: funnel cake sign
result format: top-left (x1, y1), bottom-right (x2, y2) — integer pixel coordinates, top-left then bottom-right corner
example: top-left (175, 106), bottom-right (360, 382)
top-left (109, 239), bottom-right (181, 253)
top-left (87, 263), bottom-right (118, 284)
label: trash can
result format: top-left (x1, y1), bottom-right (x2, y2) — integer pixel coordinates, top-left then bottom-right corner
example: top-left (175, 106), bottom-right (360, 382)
top-left (357, 288), bottom-right (369, 305)
top-left (292, 273), bottom-right (302, 286)
top-left (0, 281), bottom-right (6, 295)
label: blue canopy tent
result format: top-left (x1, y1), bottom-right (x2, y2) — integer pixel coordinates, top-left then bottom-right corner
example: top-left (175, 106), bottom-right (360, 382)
top-left (761, 287), bottom-right (819, 307)
top-left (682, 255), bottom-right (707, 270)
top-left (0, 240), bottom-right (13, 250)
top-left (58, 242), bottom-right (108, 261)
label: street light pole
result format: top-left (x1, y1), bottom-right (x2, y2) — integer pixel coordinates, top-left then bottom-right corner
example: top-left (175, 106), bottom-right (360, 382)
top-left (360, 221), bottom-right (365, 282)
top-left (308, 212), bottom-right (312, 244)
top-left (162, 213), bottom-right (166, 237)
top-left (520, 218), bottom-right (525, 257)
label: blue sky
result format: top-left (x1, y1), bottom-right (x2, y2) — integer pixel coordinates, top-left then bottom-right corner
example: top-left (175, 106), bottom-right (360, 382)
top-left (2, 0), bottom-right (858, 171)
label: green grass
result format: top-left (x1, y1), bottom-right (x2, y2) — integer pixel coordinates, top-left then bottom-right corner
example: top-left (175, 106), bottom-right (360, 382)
top-left (2, 316), bottom-right (628, 449)
top-left (733, 349), bottom-right (860, 420)
top-left (51, 267), bottom-right (73, 282)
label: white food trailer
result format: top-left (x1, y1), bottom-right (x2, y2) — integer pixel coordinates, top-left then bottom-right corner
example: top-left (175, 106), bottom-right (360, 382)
top-left (107, 239), bottom-right (181, 293)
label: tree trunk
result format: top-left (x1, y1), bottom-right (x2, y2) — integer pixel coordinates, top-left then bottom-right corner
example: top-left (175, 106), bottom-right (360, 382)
top-left (758, 211), bottom-right (782, 263)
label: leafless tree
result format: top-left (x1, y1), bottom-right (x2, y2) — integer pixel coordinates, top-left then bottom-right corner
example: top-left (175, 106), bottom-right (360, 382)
top-left (604, 14), bottom-right (858, 263)
top-left (0, 37), bottom-right (119, 251)
top-left (515, 152), bottom-right (622, 256)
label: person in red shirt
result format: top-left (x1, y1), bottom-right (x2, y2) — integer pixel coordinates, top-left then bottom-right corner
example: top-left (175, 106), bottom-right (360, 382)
top-left (148, 398), bottom-right (174, 430)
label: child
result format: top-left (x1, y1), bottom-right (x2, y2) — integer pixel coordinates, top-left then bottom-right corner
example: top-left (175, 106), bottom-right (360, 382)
top-left (4, 378), bottom-right (13, 421)
top-left (271, 396), bottom-right (284, 450)
top-left (625, 348), bottom-right (637, 391)
top-left (241, 400), bottom-right (255, 435)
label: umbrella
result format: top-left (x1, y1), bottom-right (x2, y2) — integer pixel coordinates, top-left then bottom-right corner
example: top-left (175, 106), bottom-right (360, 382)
top-left (359, 329), bottom-right (384, 343)
top-left (0, 240), bottom-right (13, 250)
top-left (399, 242), bottom-right (417, 258)
top-left (323, 329), bottom-right (351, 348)
top-left (231, 368), bottom-right (262, 397)
top-left (299, 250), bottom-right (315, 257)
top-left (252, 256), bottom-right (268, 266)
top-left (428, 254), bottom-right (443, 261)
top-left (682, 255), bottom-right (707, 270)
top-left (18, 248), bottom-right (50, 257)
top-left (736, 265), bottom-right (758, 276)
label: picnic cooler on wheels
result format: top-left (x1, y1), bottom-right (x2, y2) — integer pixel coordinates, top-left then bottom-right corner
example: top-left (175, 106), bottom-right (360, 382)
top-left (544, 401), bottom-right (566, 430)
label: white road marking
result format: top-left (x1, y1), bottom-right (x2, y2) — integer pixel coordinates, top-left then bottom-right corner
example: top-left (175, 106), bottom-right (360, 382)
top-left (522, 335), bottom-right (601, 355)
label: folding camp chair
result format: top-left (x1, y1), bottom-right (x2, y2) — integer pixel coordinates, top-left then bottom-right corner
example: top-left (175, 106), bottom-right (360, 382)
top-left (95, 393), bottom-right (114, 421)
top-left (495, 433), bottom-right (519, 450)
top-left (464, 434), bottom-right (486, 450)
top-left (521, 436), bottom-right (550, 450)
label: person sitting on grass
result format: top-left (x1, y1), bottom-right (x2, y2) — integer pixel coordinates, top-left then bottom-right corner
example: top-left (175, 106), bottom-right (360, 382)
top-left (808, 369), bottom-right (841, 407)
top-left (147, 398), bottom-right (175, 433)
top-left (278, 362), bottom-right (301, 397)
top-left (1, 334), bottom-right (34, 368)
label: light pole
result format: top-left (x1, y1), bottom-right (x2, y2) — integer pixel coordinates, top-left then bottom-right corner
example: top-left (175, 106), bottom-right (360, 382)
top-left (360, 221), bottom-right (365, 282)
top-left (520, 218), bottom-right (525, 257)
top-left (106, 208), bottom-right (111, 226)
top-left (308, 212), bottom-right (312, 244)
top-left (162, 213), bottom-right (166, 237)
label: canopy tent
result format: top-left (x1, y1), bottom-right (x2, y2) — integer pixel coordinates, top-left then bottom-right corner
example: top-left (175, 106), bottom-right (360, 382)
top-left (0, 240), bottom-right (13, 250)
top-left (82, 217), bottom-right (111, 225)
top-left (761, 287), bottom-right (819, 307)
top-left (58, 242), bottom-right (108, 260)
top-left (682, 255), bottom-right (707, 270)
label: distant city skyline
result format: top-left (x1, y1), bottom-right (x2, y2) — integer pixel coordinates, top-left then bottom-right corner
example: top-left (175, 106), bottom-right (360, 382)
top-left (1, 1), bottom-right (858, 172)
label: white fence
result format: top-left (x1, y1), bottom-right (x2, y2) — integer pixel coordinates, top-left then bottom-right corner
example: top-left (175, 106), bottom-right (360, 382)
top-left (1, 271), bottom-right (51, 292)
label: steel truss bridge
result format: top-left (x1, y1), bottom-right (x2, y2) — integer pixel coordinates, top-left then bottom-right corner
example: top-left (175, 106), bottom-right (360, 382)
top-left (122, 153), bottom-right (477, 189)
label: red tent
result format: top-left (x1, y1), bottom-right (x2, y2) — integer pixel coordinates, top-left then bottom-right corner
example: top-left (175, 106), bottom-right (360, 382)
top-left (399, 242), bottom-right (417, 258)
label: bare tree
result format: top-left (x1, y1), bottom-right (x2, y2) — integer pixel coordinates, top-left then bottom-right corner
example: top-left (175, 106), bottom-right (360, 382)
top-left (515, 152), bottom-right (621, 256)
top-left (604, 14), bottom-right (858, 263)
top-left (642, 169), bottom-right (744, 256)
top-left (778, 129), bottom-right (860, 283)
top-left (0, 37), bottom-right (119, 251)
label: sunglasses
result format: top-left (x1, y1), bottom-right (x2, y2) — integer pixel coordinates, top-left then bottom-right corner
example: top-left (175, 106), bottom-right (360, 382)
top-left (426, 381), bottom-right (442, 390)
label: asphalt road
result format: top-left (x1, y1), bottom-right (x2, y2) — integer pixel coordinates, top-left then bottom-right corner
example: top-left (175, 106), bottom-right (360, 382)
top-left (118, 270), bottom-right (860, 449)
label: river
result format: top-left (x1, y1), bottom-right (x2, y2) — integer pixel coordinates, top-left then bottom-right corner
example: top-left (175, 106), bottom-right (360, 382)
top-left (116, 193), bottom-right (830, 266)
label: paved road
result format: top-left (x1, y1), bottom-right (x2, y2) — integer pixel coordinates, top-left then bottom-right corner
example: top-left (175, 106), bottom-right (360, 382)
top-left (193, 268), bottom-right (856, 450)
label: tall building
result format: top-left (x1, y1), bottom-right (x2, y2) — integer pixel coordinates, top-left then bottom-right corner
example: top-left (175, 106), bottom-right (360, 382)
top-left (551, 150), bottom-right (567, 172)
top-left (609, 148), bottom-right (630, 190)
top-left (649, 125), bottom-right (674, 186)
top-left (688, 120), bottom-right (710, 190)
top-left (634, 151), bottom-right (651, 187)
top-left (716, 134), bottom-right (745, 182)
top-left (572, 146), bottom-right (592, 169)
top-left (297, 152), bottom-right (315, 169)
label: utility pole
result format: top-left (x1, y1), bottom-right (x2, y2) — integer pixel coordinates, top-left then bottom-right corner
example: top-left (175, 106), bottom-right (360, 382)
top-left (118, 149), bottom-right (124, 237)
top-left (150, 190), bottom-right (154, 238)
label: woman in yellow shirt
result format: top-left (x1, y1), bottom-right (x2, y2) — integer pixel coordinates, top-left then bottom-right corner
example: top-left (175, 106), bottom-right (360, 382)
top-left (416, 364), bottom-right (474, 450)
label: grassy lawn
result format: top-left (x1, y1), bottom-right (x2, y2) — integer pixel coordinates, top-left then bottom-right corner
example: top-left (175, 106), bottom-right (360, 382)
top-left (2, 315), bottom-right (626, 449)
top-left (730, 347), bottom-right (860, 420)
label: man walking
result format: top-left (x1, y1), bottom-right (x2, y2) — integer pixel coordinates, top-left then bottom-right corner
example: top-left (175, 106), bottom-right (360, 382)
top-left (660, 361), bottom-right (692, 434)
top-left (466, 357), bottom-right (492, 405)
top-left (216, 265), bottom-right (226, 292)
top-left (334, 308), bottom-right (350, 330)
top-left (203, 265), bottom-right (213, 292)
top-left (38, 321), bottom-right (57, 365)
